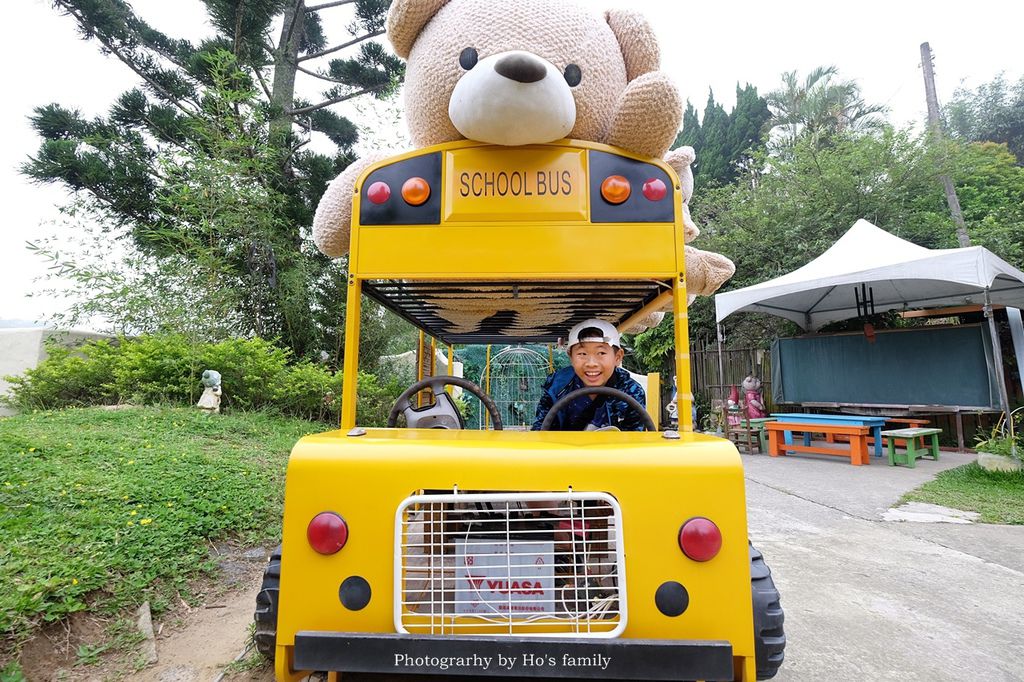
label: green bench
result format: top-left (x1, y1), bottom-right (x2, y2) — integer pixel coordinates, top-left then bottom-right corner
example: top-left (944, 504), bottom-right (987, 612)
top-left (880, 428), bottom-right (942, 468)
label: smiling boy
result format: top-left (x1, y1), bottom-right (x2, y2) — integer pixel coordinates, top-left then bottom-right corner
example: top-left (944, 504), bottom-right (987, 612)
top-left (530, 319), bottom-right (647, 431)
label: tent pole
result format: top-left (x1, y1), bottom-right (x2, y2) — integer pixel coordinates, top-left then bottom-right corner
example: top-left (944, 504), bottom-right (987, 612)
top-left (984, 289), bottom-right (1012, 427)
top-left (716, 323), bottom-right (726, 434)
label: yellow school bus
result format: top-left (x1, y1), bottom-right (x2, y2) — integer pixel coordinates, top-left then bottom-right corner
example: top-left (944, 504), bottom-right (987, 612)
top-left (255, 139), bottom-right (785, 681)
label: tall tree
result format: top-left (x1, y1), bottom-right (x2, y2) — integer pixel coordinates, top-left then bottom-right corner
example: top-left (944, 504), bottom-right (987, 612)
top-left (23, 0), bottom-right (403, 357)
top-left (699, 90), bottom-right (731, 187)
top-left (728, 83), bottom-right (771, 177)
top-left (766, 65), bottom-right (886, 149)
top-left (672, 86), bottom-right (770, 192)
top-left (944, 73), bottom-right (1024, 165)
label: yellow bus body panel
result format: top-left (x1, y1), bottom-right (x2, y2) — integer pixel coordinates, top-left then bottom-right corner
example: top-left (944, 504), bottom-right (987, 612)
top-left (275, 430), bottom-right (755, 676)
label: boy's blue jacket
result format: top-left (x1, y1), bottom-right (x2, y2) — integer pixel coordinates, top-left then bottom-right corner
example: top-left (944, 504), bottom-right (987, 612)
top-left (531, 366), bottom-right (647, 431)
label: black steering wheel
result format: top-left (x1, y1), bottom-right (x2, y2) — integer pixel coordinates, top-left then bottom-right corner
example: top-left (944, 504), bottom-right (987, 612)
top-left (387, 376), bottom-right (503, 430)
top-left (539, 386), bottom-right (656, 431)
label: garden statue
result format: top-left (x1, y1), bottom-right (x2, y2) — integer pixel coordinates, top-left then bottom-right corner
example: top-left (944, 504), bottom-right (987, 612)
top-left (310, 0), bottom-right (735, 335)
top-left (743, 375), bottom-right (767, 419)
top-left (197, 369), bottom-right (223, 414)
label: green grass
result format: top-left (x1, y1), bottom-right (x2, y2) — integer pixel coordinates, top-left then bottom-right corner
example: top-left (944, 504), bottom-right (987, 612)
top-left (0, 406), bottom-right (319, 657)
top-left (900, 462), bottom-right (1024, 524)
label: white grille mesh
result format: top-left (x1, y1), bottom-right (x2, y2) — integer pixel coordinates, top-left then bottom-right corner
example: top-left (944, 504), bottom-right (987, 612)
top-left (394, 491), bottom-right (626, 637)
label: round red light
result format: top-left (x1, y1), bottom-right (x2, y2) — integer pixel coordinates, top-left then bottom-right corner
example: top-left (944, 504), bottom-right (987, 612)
top-left (678, 517), bottom-right (722, 562)
top-left (642, 178), bottom-right (667, 201)
top-left (307, 512), bottom-right (349, 555)
top-left (366, 181), bottom-right (391, 205)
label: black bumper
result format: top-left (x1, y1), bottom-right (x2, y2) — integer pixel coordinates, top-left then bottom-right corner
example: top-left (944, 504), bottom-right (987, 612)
top-left (294, 632), bottom-right (734, 681)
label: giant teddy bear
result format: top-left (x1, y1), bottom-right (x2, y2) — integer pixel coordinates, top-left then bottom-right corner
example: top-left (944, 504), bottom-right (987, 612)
top-left (312, 0), bottom-right (734, 332)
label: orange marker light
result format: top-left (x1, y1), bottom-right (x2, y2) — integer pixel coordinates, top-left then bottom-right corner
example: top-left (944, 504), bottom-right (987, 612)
top-left (401, 177), bottom-right (431, 206)
top-left (600, 175), bottom-right (631, 204)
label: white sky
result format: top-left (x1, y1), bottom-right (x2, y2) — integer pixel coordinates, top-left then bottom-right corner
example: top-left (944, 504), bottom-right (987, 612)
top-left (2, 0), bottom-right (1021, 324)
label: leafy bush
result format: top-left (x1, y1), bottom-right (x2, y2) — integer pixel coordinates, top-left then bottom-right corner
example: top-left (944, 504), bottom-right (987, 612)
top-left (2, 334), bottom-right (405, 424)
top-left (110, 334), bottom-right (199, 406)
top-left (197, 338), bottom-right (290, 410)
top-left (353, 372), bottom-right (406, 427)
top-left (277, 361), bottom-right (342, 422)
top-left (2, 339), bottom-right (120, 410)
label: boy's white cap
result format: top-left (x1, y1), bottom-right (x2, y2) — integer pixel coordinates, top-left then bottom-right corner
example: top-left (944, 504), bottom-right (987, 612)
top-left (567, 319), bottom-right (621, 348)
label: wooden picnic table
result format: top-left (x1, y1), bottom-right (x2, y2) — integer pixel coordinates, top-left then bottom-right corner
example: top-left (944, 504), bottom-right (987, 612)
top-left (770, 413), bottom-right (888, 458)
top-left (766, 421), bottom-right (872, 466)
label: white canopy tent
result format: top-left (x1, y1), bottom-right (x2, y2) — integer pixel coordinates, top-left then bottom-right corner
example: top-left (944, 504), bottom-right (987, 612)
top-left (714, 219), bottom-right (1024, 330)
top-left (713, 219), bottom-right (1024, 416)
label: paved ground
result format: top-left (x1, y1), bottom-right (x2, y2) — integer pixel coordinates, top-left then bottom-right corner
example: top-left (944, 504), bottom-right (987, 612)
top-left (744, 448), bottom-right (1024, 681)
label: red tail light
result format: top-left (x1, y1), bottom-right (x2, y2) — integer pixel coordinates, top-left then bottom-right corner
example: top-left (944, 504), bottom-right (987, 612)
top-left (307, 512), bottom-right (349, 555)
top-left (678, 517), bottom-right (722, 562)
top-left (367, 181), bottom-right (391, 204)
top-left (642, 177), bottom-right (667, 201)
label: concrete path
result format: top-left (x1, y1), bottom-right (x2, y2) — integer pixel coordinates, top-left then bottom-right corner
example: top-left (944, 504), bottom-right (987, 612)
top-left (743, 449), bottom-right (1024, 681)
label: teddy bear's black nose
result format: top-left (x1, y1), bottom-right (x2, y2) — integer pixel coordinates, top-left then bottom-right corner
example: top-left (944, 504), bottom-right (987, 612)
top-left (494, 53), bottom-right (547, 84)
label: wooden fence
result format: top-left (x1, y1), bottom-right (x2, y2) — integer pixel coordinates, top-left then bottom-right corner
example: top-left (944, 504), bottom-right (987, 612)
top-left (688, 339), bottom-right (997, 447)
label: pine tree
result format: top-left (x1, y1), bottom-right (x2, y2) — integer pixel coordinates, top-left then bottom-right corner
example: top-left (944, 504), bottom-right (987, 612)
top-left (728, 83), bottom-right (771, 177)
top-left (697, 90), bottom-right (731, 187)
top-left (23, 0), bottom-right (403, 358)
top-left (672, 87), bottom-right (770, 192)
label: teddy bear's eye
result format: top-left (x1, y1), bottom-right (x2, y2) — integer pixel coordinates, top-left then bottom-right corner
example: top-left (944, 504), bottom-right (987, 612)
top-left (564, 64), bottom-right (582, 87)
top-left (459, 47), bottom-right (479, 70)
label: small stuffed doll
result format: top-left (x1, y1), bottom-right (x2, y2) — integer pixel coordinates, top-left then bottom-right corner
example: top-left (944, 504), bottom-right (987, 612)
top-left (196, 369), bottom-right (223, 414)
top-left (726, 384), bottom-right (743, 426)
top-left (743, 375), bottom-right (767, 419)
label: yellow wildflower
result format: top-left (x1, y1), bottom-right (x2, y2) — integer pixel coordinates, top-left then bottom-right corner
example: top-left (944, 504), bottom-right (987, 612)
top-left (129, 510), bottom-right (137, 516)
top-left (72, 578), bottom-right (78, 585)
top-left (139, 518), bottom-right (153, 525)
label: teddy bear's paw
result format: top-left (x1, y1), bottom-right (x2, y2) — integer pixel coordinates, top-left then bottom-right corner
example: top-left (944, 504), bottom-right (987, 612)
top-left (664, 146), bottom-right (695, 195)
top-left (621, 310), bottom-right (665, 334)
top-left (681, 202), bottom-right (700, 242)
top-left (313, 154), bottom-right (389, 258)
top-left (685, 246), bottom-right (736, 297)
top-left (605, 71), bottom-right (683, 159)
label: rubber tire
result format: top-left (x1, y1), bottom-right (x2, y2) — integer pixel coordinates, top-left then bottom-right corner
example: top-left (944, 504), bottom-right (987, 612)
top-left (253, 545), bottom-right (282, 660)
top-left (750, 543), bottom-right (786, 679)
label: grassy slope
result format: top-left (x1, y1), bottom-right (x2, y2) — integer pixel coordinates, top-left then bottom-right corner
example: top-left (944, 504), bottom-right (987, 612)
top-left (0, 406), bottom-right (320, 657)
top-left (900, 462), bottom-right (1024, 524)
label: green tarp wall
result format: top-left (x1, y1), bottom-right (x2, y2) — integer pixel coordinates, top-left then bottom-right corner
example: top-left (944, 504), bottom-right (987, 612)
top-left (771, 324), bottom-right (999, 408)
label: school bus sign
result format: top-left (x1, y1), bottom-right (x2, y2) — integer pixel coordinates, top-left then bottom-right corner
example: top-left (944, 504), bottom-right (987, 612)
top-left (445, 147), bottom-right (587, 222)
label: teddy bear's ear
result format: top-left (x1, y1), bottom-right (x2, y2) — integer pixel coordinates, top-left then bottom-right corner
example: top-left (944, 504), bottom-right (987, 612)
top-left (604, 9), bottom-right (661, 82)
top-left (387, 0), bottom-right (451, 59)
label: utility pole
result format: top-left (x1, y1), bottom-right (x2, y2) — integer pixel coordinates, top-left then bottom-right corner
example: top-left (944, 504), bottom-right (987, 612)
top-left (920, 42), bottom-right (971, 247)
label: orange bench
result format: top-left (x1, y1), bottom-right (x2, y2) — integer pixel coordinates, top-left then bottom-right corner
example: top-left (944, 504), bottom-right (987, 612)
top-left (766, 422), bottom-right (872, 466)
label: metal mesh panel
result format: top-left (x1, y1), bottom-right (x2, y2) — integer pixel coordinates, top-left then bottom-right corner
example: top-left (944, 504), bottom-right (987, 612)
top-left (363, 280), bottom-right (670, 344)
top-left (395, 491), bottom-right (625, 637)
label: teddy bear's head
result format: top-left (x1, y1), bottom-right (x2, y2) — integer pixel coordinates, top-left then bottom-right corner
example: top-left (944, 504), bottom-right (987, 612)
top-left (742, 375), bottom-right (762, 392)
top-left (388, 0), bottom-right (673, 154)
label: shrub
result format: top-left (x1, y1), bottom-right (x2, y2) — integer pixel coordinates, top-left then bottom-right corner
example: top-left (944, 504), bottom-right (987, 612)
top-left (277, 362), bottom-right (343, 422)
top-left (197, 338), bottom-right (290, 410)
top-left (354, 372), bottom-right (405, 427)
top-left (3, 339), bottom-right (120, 410)
top-left (3, 334), bottom-right (408, 425)
top-left (110, 334), bottom-right (198, 405)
